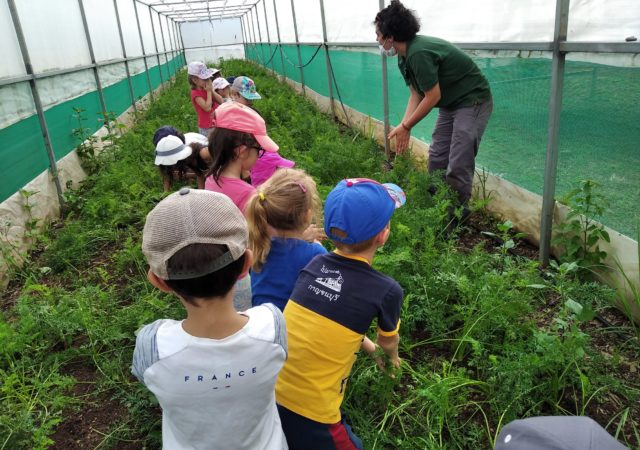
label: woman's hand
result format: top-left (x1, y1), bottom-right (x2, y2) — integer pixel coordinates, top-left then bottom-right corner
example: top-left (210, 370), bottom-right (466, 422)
top-left (388, 122), bottom-right (411, 154)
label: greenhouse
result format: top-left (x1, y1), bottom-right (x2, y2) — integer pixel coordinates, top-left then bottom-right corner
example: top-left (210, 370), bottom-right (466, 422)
top-left (0, 0), bottom-right (639, 449)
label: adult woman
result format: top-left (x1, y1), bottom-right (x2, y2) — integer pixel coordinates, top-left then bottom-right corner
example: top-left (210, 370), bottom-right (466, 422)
top-left (375, 1), bottom-right (493, 212)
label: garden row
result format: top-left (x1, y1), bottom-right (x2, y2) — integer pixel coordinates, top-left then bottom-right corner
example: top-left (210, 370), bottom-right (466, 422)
top-left (0, 59), bottom-right (637, 449)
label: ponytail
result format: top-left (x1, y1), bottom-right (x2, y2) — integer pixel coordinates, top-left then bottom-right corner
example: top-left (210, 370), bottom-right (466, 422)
top-left (245, 191), bottom-right (272, 272)
top-left (245, 168), bottom-right (322, 272)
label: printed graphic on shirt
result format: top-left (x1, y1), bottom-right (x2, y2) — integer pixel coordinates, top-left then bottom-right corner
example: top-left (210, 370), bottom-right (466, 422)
top-left (292, 253), bottom-right (403, 335)
top-left (314, 265), bottom-right (343, 293)
top-left (182, 366), bottom-right (259, 390)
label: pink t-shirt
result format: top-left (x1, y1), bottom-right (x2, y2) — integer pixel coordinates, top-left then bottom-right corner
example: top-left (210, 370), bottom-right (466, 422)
top-left (190, 90), bottom-right (215, 129)
top-left (205, 176), bottom-right (256, 212)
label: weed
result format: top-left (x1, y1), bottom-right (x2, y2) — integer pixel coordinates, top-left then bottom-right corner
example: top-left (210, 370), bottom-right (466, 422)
top-left (71, 107), bottom-right (100, 174)
top-left (482, 219), bottom-right (528, 258)
top-left (472, 166), bottom-right (494, 217)
top-left (553, 179), bottom-right (611, 272)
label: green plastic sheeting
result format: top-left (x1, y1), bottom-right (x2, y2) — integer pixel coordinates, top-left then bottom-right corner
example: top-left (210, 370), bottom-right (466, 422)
top-left (0, 55), bottom-right (183, 204)
top-left (245, 44), bottom-right (639, 237)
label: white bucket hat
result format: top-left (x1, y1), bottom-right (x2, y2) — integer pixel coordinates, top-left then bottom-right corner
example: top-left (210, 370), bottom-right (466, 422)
top-left (155, 135), bottom-right (193, 166)
top-left (184, 132), bottom-right (208, 145)
top-left (212, 77), bottom-right (230, 91)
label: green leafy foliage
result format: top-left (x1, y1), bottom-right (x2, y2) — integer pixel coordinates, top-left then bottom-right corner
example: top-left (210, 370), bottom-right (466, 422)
top-left (553, 179), bottom-right (611, 271)
top-left (0, 61), bottom-right (637, 449)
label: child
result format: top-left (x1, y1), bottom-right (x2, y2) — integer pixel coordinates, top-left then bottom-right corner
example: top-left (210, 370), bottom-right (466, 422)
top-left (187, 61), bottom-right (225, 135)
top-left (213, 77), bottom-right (232, 102)
top-left (275, 178), bottom-right (406, 450)
top-left (132, 188), bottom-right (288, 449)
top-left (205, 102), bottom-right (278, 213)
top-left (245, 169), bottom-right (326, 311)
top-left (205, 101), bottom-right (278, 312)
top-left (250, 146), bottom-right (296, 187)
top-left (153, 126), bottom-right (212, 192)
top-left (231, 76), bottom-right (262, 107)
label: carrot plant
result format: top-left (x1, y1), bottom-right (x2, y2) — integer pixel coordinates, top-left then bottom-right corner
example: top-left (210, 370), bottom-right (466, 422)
top-left (0, 59), bottom-right (638, 449)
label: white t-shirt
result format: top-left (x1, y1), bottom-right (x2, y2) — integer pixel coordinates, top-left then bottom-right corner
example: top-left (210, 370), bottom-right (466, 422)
top-left (132, 304), bottom-right (288, 450)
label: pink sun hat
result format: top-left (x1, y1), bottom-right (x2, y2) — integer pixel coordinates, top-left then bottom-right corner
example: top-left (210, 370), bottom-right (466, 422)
top-left (213, 102), bottom-right (278, 153)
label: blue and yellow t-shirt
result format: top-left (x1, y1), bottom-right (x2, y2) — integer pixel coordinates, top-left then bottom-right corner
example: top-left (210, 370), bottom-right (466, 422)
top-left (275, 251), bottom-right (403, 424)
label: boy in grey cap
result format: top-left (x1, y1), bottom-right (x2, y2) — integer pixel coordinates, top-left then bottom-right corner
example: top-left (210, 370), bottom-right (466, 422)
top-left (495, 416), bottom-right (627, 450)
top-left (132, 188), bottom-right (288, 450)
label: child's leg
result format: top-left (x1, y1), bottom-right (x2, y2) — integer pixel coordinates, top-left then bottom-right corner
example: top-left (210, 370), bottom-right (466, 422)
top-left (277, 404), bottom-right (363, 450)
top-left (198, 127), bottom-right (214, 137)
top-left (160, 167), bottom-right (172, 192)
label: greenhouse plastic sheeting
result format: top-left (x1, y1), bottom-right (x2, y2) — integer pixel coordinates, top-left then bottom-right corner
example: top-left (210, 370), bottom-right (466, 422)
top-left (246, 44), bottom-right (639, 237)
top-left (247, 0), bottom-right (639, 45)
top-left (180, 18), bottom-right (245, 63)
top-left (0, 54), bottom-right (183, 203)
top-left (0, 0), bottom-right (185, 204)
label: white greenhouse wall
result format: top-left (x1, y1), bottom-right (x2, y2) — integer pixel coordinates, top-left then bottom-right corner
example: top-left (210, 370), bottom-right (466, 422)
top-left (0, 0), bottom-right (186, 285)
top-left (180, 17), bottom-right (244, 63)
top-left (0, 1), bottom-right (25, 79)
top-left (251, 0), bottom-right (639, 45)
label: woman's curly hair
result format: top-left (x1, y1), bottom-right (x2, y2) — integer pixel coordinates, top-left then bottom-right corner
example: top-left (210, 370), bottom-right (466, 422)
top-left (374, 0), bottom-right (421, 42)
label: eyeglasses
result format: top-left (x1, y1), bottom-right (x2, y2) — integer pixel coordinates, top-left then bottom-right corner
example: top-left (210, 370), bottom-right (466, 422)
top-left (250, 145), bottom-right (266, 158)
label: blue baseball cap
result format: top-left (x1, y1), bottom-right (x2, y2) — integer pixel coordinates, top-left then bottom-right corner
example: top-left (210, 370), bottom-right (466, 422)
top-left (152, 125), bottom-right (184, 146)
top-left (324, 178), bottom-right (406, 244)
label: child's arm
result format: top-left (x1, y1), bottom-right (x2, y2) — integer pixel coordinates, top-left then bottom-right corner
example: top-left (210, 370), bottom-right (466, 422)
top-left (211, 89), bottom-right (225, 105)
top-left (204, 80), bottom-right (225, 105)
top-left (361, 336), bottom-right (376, 355)
top-left (195, 89), bottom-right (214, 112)
top-left (301, 224), bottom-right (327, 243)
top-left (376, 333), bottom-right (401, 369)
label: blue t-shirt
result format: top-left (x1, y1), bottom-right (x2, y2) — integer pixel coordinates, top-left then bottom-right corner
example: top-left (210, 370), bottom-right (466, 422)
top-left (251, 238), bottom-right (327, 310)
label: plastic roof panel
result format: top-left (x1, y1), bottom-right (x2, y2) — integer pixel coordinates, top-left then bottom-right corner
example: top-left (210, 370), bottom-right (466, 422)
top-left (138, 0), bottom-right (259, 22)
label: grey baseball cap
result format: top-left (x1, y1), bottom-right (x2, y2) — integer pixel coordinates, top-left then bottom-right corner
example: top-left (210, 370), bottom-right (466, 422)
top-left (142, 188), bottom-right (248, 280)
top-left (494, 416), bottom-right (628, 450)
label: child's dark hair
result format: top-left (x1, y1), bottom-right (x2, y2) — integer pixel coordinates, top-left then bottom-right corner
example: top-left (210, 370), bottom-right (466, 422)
top-left (153, 126), bottom-right (185, 146)
top-left (188, 75), bottom-right (201, 90)
top-left (374, 0), bottom-right (420, 42)
top-left (330, 228), bottom-right (379, 253)
top-left (245, 169), bottom-right (321, 271)
top-left (158, 142), bottom-right (209, 180)
top-left (165, 243), bottom-right (246, 305)
top-left (205, 127), bottom-right (260, 184)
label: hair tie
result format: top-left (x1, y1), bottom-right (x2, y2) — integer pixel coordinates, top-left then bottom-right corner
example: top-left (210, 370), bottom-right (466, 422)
top-left (258, 191), bottom-right (266, 201)
top-left (296, 182), bottom-right (307, 193)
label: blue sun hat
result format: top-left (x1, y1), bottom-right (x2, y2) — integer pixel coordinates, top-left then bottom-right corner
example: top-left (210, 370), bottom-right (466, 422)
top-left (324, 178), bottom-right (406, 244)
top-left (231, 76), bottom-right (262, 100)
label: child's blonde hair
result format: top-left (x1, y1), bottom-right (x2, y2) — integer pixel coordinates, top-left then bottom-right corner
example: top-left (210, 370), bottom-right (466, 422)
top-left (246, 168), bottom-right (321, 272)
